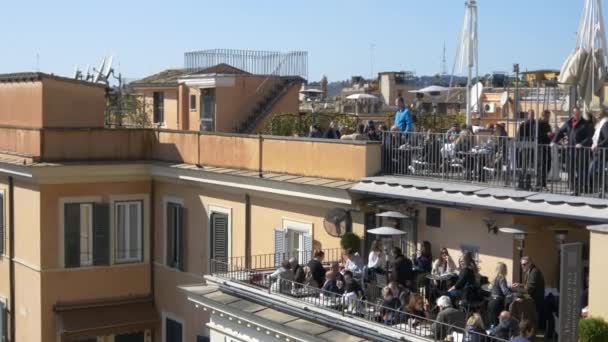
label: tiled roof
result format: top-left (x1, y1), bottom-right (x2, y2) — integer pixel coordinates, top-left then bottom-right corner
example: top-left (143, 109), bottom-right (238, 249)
top-left (129, 63), bottom-right (250, 88)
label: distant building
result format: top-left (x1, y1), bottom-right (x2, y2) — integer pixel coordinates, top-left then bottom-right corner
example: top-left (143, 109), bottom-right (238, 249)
top-left (521, 69), bottom-right (560, 87)
top-left (378, 71), bottom-right (418, 107)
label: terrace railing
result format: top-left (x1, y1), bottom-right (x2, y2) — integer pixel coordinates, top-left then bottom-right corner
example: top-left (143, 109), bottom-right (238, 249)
top-left (381, 131), bottom-right (608, 198)
top-left (209, 259), bottom-right (508, 342)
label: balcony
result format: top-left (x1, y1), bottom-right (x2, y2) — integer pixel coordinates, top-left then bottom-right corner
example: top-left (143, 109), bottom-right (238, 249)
top-left (381, 131), bottom-right (608, 199)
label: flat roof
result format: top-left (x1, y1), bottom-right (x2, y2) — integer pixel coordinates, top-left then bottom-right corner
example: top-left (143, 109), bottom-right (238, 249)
top-left (0, 72), bottom-right (107, 88)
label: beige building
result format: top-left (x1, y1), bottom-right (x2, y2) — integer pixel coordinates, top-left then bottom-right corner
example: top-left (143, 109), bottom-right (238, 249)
top-left (0, 70), bottom-right (605, 342)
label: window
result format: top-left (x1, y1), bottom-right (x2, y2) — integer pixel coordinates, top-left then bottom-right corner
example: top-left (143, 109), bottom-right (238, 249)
top-left (64, 203), bottom-right (110, 268)
top-left (200, 88), bottom-right (215, 132)
top-left (115, 201), bottom-right (143, 263)
top-left (0, 192), bottom-right (5, 255)
top-left (189, 95), bottom-right (196, 112)
top-left (115, 331), bottom-right (145, 342)
top-left (153, 91), bottom-right (165, 124)
top-left (166, 202), bottom-right (185, 271)
top-left (165, 317), bottom-right (183, 342)
top-left (274, 220), bottom-right (312, 266)
top-left (210, 212), bottom-right (228, 271)
top-left (426, 207), bottom-right (441, 228)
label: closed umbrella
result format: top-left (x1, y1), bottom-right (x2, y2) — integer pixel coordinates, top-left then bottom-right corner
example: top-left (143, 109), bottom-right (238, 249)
top-left (367, 227), bottom-right (407, 236)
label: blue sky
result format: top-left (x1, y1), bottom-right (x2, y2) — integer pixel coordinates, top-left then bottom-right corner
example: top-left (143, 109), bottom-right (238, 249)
top-left (0, 0), bottom-right (599, 82)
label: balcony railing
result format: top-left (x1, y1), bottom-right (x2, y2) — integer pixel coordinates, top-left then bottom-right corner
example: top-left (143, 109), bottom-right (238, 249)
top-left (381, 131), bottom-right (608, 198)
top-left (209, 258), bottom-right (508, 342)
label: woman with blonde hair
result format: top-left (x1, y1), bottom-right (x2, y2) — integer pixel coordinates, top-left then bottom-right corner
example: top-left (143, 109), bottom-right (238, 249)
top-left (487, 262), bottom-right (513, 326)
top-left (464, 313), bottom-right (487, 342)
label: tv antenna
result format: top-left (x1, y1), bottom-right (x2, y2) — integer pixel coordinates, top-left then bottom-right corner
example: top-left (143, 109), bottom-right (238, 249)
top-left (441, 42), bottom-right (447, 76)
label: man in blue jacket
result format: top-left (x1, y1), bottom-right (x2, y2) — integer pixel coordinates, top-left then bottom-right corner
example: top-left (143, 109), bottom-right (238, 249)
top-left (394, 96), bottom-right (414, 133)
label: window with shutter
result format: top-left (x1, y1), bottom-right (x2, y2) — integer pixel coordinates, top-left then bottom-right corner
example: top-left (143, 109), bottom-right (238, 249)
top-left (274, 228), bottom-right (285, 267)
top-left (115, 201), bottom-right (143, 263)
top-left (302, 234), bottom-right (312, 264)
top-left (166, 203), bottom-right (185, 271)
top-left (92, 203), bottom-right (110, 266)
top-left (210, 212), bottom-right (228, 272)
top-left (64, 203), bottom-right (82, 268)
top-left (0, 301), bottom-right (6, 342)
top-left (0, 192), bottom-right (4, 255)
top-left (165, 317), bottom-right (183, 342)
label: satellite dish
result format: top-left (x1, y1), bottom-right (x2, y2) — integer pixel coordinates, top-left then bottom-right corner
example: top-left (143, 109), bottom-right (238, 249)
top-left (93, 57), bottom-right (106, 83)
top-left (500, 91), bottom-right (509, 106)
top-left (102, 55), bottom-right (114, 81)
top-left (323, 208), bottom-right (351, 238)
top-left (470, 82), bottom-right (484, 112)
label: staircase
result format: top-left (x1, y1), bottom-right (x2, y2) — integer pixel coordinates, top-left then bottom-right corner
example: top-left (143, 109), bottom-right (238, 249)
top-left (234, 77), bottom-right (302, 134)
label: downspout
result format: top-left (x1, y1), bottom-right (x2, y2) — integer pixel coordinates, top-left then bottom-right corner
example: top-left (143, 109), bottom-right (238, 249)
top-left (258, 134), bottom-right (263, 178)
top-left (8, 176), bottom-right (15, 342)
top-left (245, 194), bottom-right (251, 268)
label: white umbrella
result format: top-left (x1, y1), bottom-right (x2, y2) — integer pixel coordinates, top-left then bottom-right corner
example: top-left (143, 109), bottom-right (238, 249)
top-left (376, 211), bottom-right (409, 219)
top-left (300, 88), bottom-right (324, 94)
top-left (408, 85), bottom-right (451, 95)
top-left (367, 227), bottom-right (407, 236)
top-left (346, 93), bottom-right (378, 115)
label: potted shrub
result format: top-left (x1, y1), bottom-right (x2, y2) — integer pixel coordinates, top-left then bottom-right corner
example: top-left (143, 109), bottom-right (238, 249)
top-left (340, 232), bottom-right (362, 254)
top-left (579, 317), bottom-right (608, 342)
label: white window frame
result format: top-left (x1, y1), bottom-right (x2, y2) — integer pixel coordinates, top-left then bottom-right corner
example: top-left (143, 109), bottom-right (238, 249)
top-left (163, 196), bottom-right (184, 269)
top-left (78, 203), bottom-right (94, 267)
top-left (162, 312), bottom-right (185, 342)
top-left (58, 196), bottom-right (102, 268)
top-left (282, 218), bottom-right (313, 255)
top-left (207, 205), bottom-right (232, 262)
top-left (109, 194), bottom-right (150, 265)
top-left (114, 200), bottom-right (143, 264)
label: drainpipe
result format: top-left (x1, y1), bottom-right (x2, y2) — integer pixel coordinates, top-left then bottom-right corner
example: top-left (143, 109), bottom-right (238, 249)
top-left (245, 194), bottom-right (251, 268)
top-left (258, 134), bottom-right (263, 178)
top-left (8, 176), bottom-right (15, 342)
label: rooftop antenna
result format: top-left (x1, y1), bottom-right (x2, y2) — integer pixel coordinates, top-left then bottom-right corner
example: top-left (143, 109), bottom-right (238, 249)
top-left (441, 42), bottom-right (448, 76)
top-left (370, 43), bottom-right (376, 79)
top-left (73, 65), bottom-right (82, 80)
top-left (35, 53), bottom-right (40, 72)
top-left (93, 57), bottom-right (106, 83)
top-left (84, 65), bottom-right (92, 81)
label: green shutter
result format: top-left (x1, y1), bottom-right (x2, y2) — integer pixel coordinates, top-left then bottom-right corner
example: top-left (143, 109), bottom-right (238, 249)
top-left (176, 206), bottom-right (185, 271)
top-left (64, 203), bottom-right (81, 268)
top-left (0, 193), bottom-right (4, 255)
top-left (166, 203), bottom-right (176, 267)
top-left (0, 301), bottom-right (6, 342)
top-left (92, 203), bottom-right (110, 266)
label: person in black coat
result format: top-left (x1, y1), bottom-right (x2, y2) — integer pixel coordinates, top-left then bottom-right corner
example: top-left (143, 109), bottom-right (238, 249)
top-left (323, 121), bottom-right (342, 139)
top-left (589, 110), bottom-right (608, 192)
top-left (551, 107), bottom-right (595, 194)
top-left (390, 247), bottom-right (414, 290)
top-left (448, 252), bottom-right (479, 302)
top-left (307, 250), bottom-right (326, 288)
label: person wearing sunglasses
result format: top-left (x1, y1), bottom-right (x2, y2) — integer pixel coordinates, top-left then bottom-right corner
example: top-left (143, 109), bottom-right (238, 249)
top-left (432, 248), bottom-right (457, 276)
top-left (512, 256), bottom-right (545, 326)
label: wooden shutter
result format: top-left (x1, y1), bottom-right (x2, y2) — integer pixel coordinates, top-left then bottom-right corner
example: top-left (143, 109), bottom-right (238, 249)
top-left (92, 203), bottom-right (110, 266)
top-left (64, 203), bottom-right (81, 268)
top-left (0, 193), bottom-right (4, 255)
top-left (274, 228), bottom-right (285, 267)
top-left (211, 213), bottom-right (228, 263)
top-left (0, 301), bottom-right (6, 342)
top-left (176, 206), bottom-right (185, 271)
top-left (302, 233), bottom-right (312, 264)
top-left (166, 203), bottom-right (176, 267)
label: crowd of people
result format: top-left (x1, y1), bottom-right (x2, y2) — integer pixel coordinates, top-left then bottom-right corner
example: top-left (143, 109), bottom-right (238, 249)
top-left (265, 243), bottom-right (548, 341)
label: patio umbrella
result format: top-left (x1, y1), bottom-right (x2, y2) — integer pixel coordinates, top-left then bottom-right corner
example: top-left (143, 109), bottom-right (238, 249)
top-left (346, 93), bottom-right (378, 115)
top-left (367, 227), bottom-right (407, 236)
top-left (558, 0), bottom-right (608, 108)
top-left (376, 211), bottom-right (410, 219)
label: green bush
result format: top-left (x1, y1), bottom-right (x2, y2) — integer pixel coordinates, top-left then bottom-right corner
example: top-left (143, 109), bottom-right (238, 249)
top-left (340, 232), bottom-right (362, 254)
top-left (579, 317), bottom-right (608, 342)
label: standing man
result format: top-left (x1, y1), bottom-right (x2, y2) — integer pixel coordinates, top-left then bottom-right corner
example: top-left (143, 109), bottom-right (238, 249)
top-left (390, 247), bottom-right (414, 290)
top-left (551, 106), bottom-right (594, 194)
top-left (395, 96), bottom-right (414, 133)
top-left (513, 256), bottom-right (545, 326)
top-left (537, 110), bottom-right (553, 188)
top-left (307, 250), bottom-right (325, 288)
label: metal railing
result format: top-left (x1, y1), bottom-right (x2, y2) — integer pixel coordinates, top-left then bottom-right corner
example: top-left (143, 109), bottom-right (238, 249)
top-left (381, 131), bottom-right (608, 198)
top-left (209, 259), bottom-right (509, 342)
top-left (215, 248), bottom-right (343, 272)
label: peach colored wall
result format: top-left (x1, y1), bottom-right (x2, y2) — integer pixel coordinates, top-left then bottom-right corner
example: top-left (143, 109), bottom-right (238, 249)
top-left (199, 134), bottom-right (260, 170)
top-left (417, 206), bottom-right (517, 281)
top-left (253, 81), bottom-right (302, 133)
top-left (42, 78), bottom-right (105, 128)
top-left (15, 264), bottom-right (42, 342)
top-left (152, 130), bottom-right (199, 165)
top-left (589, 230), bottom-right (608, 320)
top-left (187, 88), bottom-right (200, 131)
top-left (0, 126), bottom-right (41, 157)
top-left (178, 84), bottom-right (189, 130)
top-left (141, 89), bottom-right (179, 129)
top-left (214, 75), bottom-right (272, 133)
top-left (14, 181), bottom-right (41, 268)
top-left (0, 81), bottom-right (43, 127)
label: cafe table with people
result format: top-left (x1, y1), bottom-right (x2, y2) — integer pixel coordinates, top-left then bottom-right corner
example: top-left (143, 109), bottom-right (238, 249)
top-left (259, 242), bottom-right (546, 340)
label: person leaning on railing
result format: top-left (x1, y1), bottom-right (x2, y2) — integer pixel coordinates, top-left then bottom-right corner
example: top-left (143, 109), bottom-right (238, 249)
top-left (269, 260), bottom-right (294, 294)
top-left (589, 108), bottom-right (608, 193)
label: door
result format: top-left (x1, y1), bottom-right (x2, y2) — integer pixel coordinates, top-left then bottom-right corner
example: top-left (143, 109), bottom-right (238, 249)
top-left (200, 88), bottom-right (216, 132)
top-left (115, 331), bottom-right (145, 342)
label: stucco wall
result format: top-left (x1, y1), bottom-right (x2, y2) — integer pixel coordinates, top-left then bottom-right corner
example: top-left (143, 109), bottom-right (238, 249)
top-left (0, 81), bottom-right (44, 127)
top-left (42, 78), bottom-right (105, 128)
top-left (214, 76), bottom-right (272, 133)
top-left (589, 230), bottom-right (608, 320)
top-left (15, 264), bottom-right (42, 342)
top-left (142, 89), bottom-right (179, 129)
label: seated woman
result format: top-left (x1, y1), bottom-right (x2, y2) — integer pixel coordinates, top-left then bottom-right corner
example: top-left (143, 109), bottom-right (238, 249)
top-left (404, 293), bottom-right (429, 326)
top-left (380, 286), bottom-right (401, 325)
top-left (344, 248), bottom-right (364, 276)
top-left (432, 247), bottom-right (458, 276)
top-left (321, 271), bottom-right (339, 296)
top-left (303, 265), bottom-right (319, 288)
top-left (447, 252), bottom-right (479, 302)
top-left (463, 313), bottom-right (487, 342)
top-left (487, 262), bottom-right (513, 326)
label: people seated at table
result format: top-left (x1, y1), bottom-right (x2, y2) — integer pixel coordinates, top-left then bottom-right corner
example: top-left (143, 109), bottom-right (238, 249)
top-left (390, 247), bottom-right (414, 290)
top-left (448, 252), bottom-right (479, 302)
top-left (511, 319), bottom-right (535, 342)
top-left (404, 293), bottom-right (429, 320)
top-left (512, 256), bottom-right (545, 326)
top-left (269, 260), bottom-right (294, 293)
top-left (367, 240), bottom-right (385, 281)
top-left (431, 296), bottom-right (466, 341)
top-left (414, 241), bottom-right (433, 290)
top-left (343, 270), bottom-right (364, 298)
top-left (344, 248), bottom-right (364, 276)
top-left (321, 271), bottom-right (339, 295)
top-left (489, 311), bottom-right (519, 340)
top-left (303, 265), bottom-right (319, 288)
top-left (380, 286), bottom-right (402, 325)
top-left (487, 262), bottom-right (513, 326)
top-left (454, 124), bottom-right (474, 153)
top-left (388, 281), bottom-right (410, 308)
top-left (289, 257), bottom-right (306, 286)
top-left (463, 313), bottom-right (486, 342)
top-left (307, 250), bottom-right (326, 288)
top-left (330, 262), bottom-right (345, 282)
top-left (432, 247), bottom-right (458, 276)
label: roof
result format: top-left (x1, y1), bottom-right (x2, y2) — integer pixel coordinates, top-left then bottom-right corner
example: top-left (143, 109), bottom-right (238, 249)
top-left (55, 298), bottom-right (159, 340)
top-left (130, 63), bottom-right (250, 88)
top-left (351, 176), bottom-right (608, 223)
top-left (0, 72), bottom-right (106, 88)
top-left (521, 69), bottom-right (560, 74)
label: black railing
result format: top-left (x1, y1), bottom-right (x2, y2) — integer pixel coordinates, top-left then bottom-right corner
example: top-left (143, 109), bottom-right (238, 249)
top-left (381, 131), bottom-right (608, 198)
top-left (209, 259), bottom-right (509, 342)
